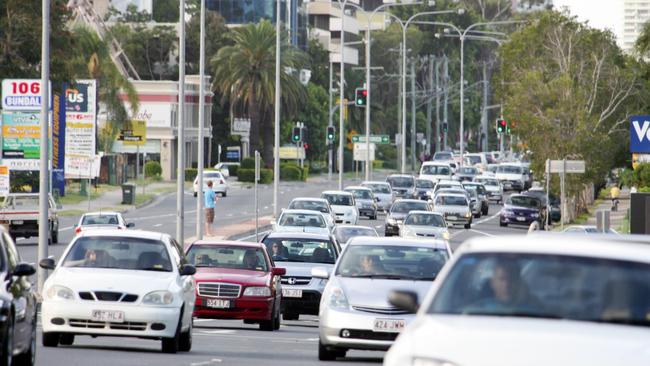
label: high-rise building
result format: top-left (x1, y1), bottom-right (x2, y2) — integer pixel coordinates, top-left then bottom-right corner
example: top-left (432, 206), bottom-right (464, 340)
top-left (622, 0), bottom-right (650, 52)
top-left (511, 0), bottom-right (553, 12)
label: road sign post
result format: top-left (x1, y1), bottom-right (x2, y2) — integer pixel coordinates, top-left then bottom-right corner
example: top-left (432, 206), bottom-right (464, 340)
top-left (255, 151), bottom-right (260, 242)
top-left (545, 159), bottom-right (586, 230)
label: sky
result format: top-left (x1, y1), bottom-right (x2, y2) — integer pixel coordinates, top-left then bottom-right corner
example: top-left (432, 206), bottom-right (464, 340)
top-left (552, 0), bottom-right (623, 40)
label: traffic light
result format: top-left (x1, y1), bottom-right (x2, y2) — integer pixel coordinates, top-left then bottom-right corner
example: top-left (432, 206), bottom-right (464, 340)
top-left (442, 122), bottom-right (448, 133)
top-left (496, 118), bottom-right (507, 134)
top-left (355, 88), bottom-right (367, 107)
top-left (326, 126), bottom-right (335, 142)
top-left (292, 126), bottom-right (301, 142)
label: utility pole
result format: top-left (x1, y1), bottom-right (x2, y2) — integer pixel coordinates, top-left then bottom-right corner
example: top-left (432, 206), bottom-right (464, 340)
top-left (338, 0), bottom-right (349, 190)
top-left (397, 42), bottom-right (403, 172)
top-left (38, 0), bottom-right (51, 290)
top-left (434, 58), bottom-right (441, 153)
top-left (481, 61), bottom-right (489, 152)
top-left (196, 0), bottom-right (206, 239)
top-left (410, 60), bottom-right (416, 172)
top-left (443, 56), bottom-right (449, 151)
top-left (328, 62), bottom-right (333, 181)
top-left (176, 0), bottom-right (186, 244)
top-left (273, 0), bottom-right (282, 218)
top-left (425, 56), bottom-right (433, 156)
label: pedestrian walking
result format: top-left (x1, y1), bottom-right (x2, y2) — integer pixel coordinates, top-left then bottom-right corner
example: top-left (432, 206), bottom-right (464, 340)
top-left (205, 180), bottom-right (217, 236)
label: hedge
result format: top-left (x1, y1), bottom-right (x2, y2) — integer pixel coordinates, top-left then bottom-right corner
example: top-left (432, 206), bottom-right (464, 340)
top-left (240, 157), bottom-right (257, 169)
top-left (281, 164), bottom-right (303, 181)
top-left (145, 161), bottom-right (162, 178)
top-left (227, 164), bottom-right (239, 177)
top-left (185, 168), bottom-right (197, 182)
top-left (238, 168), bottom-right (273, 184)
top-left (372, 160), bottom-right (384, 169)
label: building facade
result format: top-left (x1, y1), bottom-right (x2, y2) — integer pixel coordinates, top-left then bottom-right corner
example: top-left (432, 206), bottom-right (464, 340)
top-left (622, 0), bottom-right (650, 52)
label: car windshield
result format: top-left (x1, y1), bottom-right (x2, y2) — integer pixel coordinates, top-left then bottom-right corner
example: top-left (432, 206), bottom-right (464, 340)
top-left (363, 183), bottom-right (391, 194)
top-left (416, 180), bottom-right (435, 189)
top-left (187, 245), bottom-right (268, 272)
top-left (336, 245), bottom-right (449, 280)
top-left (262, 238), bottom-right (336, 264)
top-left (476, 178), bottom-right (499, 186)
top-left (6, 196), bottom-right (39, 209)
top-left (428, 253), bottom-right (650, 326)
top-left (387, 176), bottom-right (414, 188)
top-left (289, 200), bottom-right (329, 213)
top-left (433, 152), bottom-right (453, 161)
top-left (497, 165), bottom-right (523, 174)
top-left (323, 193), bottom-right (353, 206)
top-left (279, 213), bottom-right (326, 228)
top-left (335, 227), bottom-right (378, 244)
top-left (391, 201), bottom-right (428, 214)
top-left (82, 214), bottom-right (119, 226)
top-left (436, 195), bottom-right (468, 206)
top-left (405, 213), bottom-right (445, 227)
top-left (508, 196), bottom-right (540, 208)
top-left (435, 184), bottom-right (457, 191)
top-left (421, 165), bottom-right (451, 175)
top-left (347, 189), bottom-right (372, 200)
top-left (62, 236), bottom-right (173, 272)
top-left (466, 156), bottom-right (482, 165)
top-left (460, 167), bottom-right (477, 174)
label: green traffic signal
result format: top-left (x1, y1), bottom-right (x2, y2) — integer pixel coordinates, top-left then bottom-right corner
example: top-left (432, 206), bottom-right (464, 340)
top-left (292, 126), bottom-right (301, 142)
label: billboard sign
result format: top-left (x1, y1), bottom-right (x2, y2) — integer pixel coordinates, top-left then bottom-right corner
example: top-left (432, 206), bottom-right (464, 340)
top-left (1, 79), bottom-right (51, 111)
top-left (118, 120), bottom-right (147, 146)
top-left (630, 115), bottom-right (650, 153)
top-left (1, 111), bottom-right (41, 159)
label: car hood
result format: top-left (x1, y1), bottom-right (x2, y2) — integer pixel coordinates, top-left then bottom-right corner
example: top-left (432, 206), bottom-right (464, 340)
top-left (194, 268), bottom-right (270, 287)
top-left (434, 205), bottom-right (469, 214)
top-left (503, 205), bottom-right (539, 213)
top-left (403, 225), bottom-right (447, 236)
top-left (273, 261), bottom-right (334, 277)
top-left (337, 277), bottom-right (432, 308)
top-left (50, 267), bottom-right (176, 292)
top-left (400, 315), bottom-right (650, 366)
top-left (388, 212), bottom-right (408, 220)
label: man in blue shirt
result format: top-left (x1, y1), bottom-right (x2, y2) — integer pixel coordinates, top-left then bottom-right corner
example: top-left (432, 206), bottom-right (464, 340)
top-left (204, 180), bottom-right (217, 236)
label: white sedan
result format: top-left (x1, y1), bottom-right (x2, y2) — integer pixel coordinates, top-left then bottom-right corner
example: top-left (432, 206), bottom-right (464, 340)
top-left (40, 230), bottom-right (197, 353)
top-left (193, 170), bottom-right (228, 197)
top-left (272, 209), bottom-right (331, 236)
top-left (75, 211), bottom-right (134, 235)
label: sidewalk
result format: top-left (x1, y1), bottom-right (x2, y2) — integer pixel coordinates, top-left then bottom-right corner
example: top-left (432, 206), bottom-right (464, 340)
top-left (584, 188), bottom-right (630, 232)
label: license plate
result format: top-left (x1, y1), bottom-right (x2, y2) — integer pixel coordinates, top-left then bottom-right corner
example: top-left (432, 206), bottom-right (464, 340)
top-left (91, 310), bottom-right (124, 323)
top-left (12, 220), bottom-right (23, 225)
top-left (373, 318), bottom-right (405, 333)
top-left (447, 216), bottom-right (457, 221)
top-left (517, 217), bottom-right (526, 222)
top-left (282, 289), bottom-right (302, 298)
top-left (205, 299), bottom-right (231, 309)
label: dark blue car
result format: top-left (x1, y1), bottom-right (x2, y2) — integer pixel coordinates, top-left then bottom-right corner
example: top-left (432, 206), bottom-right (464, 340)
top-left (499, 194), bottom-right (545, 228)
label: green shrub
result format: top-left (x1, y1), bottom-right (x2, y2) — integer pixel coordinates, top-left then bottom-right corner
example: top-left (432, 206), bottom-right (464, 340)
top-left (382, 159), bottom-right (397, 170)
top-left (185, 168), bottom-right (197, 182)
top-left (227, 164), bottom-right (239, 177)
top-left (238, 168), bottom-right (273, 184)
top-left (597, 187), bottom-right (609, 200)
top-left (241, 157), bottom-right (257, 169)
top-left (638, 186), bottom-right (650, 193)
top-left (372, 160), bottom-right (384, 169)
top-left (145, 161), bottom-right (162, 178)
top-left (301, 166), bottom-right (309, 180)
top-left (281, 164), bottom-right (303, 181)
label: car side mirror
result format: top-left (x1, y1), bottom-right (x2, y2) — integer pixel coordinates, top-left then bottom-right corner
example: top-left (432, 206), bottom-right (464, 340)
top-left (13, 262), bottom-right (36, 277)
top-left (180, 264), bottom-right (197, 276)
top-left (311, 267), bottom-right (330, 279)
top-left (126, 222), bottom-right (135, 228)
top-left (39, 258), bottom-right (56, 270)
top-left (272, 267), bottom-right (286, 276)
top-left (388, 290), bottom-right (419, 314)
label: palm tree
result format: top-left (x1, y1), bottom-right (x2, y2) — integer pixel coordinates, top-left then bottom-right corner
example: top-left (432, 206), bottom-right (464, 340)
top-left (211, 20), bottom-right (306, 166)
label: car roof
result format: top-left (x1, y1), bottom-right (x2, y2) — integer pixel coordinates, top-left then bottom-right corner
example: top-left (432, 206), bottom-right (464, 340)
top-left (361, 181), bottom-right (390, 186)
top-left (387, 174), bottom-right (414, 178)
top-left (290, 197), bottom-right (328, 203)
top-left (264, 232), bottom-right (332, 240)
top-left (421, 161), bottom-right (450, 166)
top-left (458, 234), bottom-right (650, 264)
top-left (437, 180), bottom-right (461, 185)
top-left (77, 229), bottom-right (166, 241)
top-left (394, 199), bottom-right (428, 204)
top-left (344, 186), bottom-right (371, 191)
top-left (437, 192), bottom-right (467, 198)
top-left (281, 209), bottom-right (325, 215)
top-left (82, 211), bottom-right (121, 216)
top-left (406, 210), bottom-right (443, 216)
top-left (347, 236), bottom-right (449, 250)
top-left (322, 190), bottom-right (353, 196)
top-left (190, 240), bottom-right (264, 249)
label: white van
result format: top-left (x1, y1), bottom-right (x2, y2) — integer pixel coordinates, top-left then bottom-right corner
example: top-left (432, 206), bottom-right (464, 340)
top-left (464, 153), bottom-right (488, 172)
top-left (419, 162), bottom-right (453, 183)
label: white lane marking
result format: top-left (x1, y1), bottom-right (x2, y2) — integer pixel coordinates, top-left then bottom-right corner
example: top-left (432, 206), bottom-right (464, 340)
top-left (199, 330), bottom-right (236, 334)
top-left (60, 226), bottom-right (74, 232)
top-left (153, 224), bottom-right (162, 227)
top-left (375, 225), bottom-right (382, 229)
top-left (469, 229), bottom-right (495, 237)
top-left (474, 212), bottom-right (500, 226)
top-left (263, 206), bottom-right (269, 210)
top-left (190, 359), bottom-right (223, 366)
top-left (237, 230), bottom-right (272, 241)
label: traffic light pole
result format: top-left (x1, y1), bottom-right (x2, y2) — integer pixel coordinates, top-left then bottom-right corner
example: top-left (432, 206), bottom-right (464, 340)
top-left (328, 61), bottom-right (333, 181)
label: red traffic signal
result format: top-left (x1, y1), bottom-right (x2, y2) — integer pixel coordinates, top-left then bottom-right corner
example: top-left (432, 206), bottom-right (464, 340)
top-left (496, 118), bottom-right (507, 134)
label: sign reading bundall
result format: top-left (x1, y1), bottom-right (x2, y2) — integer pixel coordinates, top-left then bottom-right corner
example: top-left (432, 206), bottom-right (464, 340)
top-left (1, 79), bottom-right (52, 111)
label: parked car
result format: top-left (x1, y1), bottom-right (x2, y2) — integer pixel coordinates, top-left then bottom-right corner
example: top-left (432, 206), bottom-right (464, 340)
top-left (414, 179), bottom-right (436, 201)
top-left (361, 181), bottom-right (394, 212)
top-left (272, 209), bottom-right (331, 236)
top-left (463, 182), bottom-right (489, 215)
top-left (186, 240), bottom-right (285, 331)
top-left (500, 194), bottom-right (547, 229)
top-left (400, 211), bottom-right (451, 241)
top-left (318, 237), bottom-right (451, 360)
top-left (386, 175), bottom-right (416, 199)
top-left (344, 186), bottom-right (378, 220)
top-left (0, 226), bottom-right (37, 365)
top-left (40, 230), bottom-right (196, 353)
top-left (474, 175), bottom-right (503, 204)
top-left (332, 225), bottom-right (378, 246)
top-left (193, 170), bottom-right (228, 197)
top-left (0, 193), bottom-right (60, 243)
top-left (261, 232), bottom-right (341, 320)
top-left (287, 198), bottom-right (336, 228)
top-left (385, 235), bottom-right (650, 366)
top-left (321, 191), bottom-right (359, 225)
top-left (75, 211), bottom-right (134, 235)
top-left (433, 193), bottom-right (472, 229)
top-left (385, 199), bottom-right (433, 237)
top-left (419, 162), bottom-right (453, 183)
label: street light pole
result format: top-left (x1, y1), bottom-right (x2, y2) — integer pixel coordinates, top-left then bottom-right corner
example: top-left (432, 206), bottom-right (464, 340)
top-left (38, 0), bottom-right (51, 291)
top-left (176, 0), bottom-right (186, 244)
top-left (337, 0), bottom-right (348, 190)
top-left (273, 0), bottom-right (282, 218)
top-left (196, 0), bottom-right (206, 239)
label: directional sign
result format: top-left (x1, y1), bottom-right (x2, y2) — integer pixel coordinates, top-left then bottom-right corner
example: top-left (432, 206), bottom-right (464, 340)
top-left (351, 135), bottom-right (390, 144)
top-left (631, 115), bottom-right (650, 153)
top-left (353, 143), bottom-right (376, 161)
top-left (546, 160), bottom-right (586, 174)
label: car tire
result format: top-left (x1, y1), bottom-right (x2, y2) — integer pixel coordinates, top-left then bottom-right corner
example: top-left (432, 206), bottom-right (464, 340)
top-left (59, 334), bottom-right (74, 346)
top-left (193, 192), bottom-right (197, 197)
top-left (464, 223), bottom-right (471, 229)
top-left (179, 318), bottom-right (192, 352)
top-left (318, 341), bottom-right (345, 361)
top-left (0, 317), bottom-right (13, 366)
top-left (42, 332), bottom-right (59, 348)
top-left (222, 191), bottom-right (227, 197)
top-left (14, 314), bottom-right (36, 366)
top-left (162, 315), bottom-right (182, 354)
top-left (52, 229), bottom-right (58, 244)
top-left (273, 305), bottom-right (281, 330)
top-left (500, 222), bottom-right (508, 227)
top-left (482, 206), bottom-right (489, 216)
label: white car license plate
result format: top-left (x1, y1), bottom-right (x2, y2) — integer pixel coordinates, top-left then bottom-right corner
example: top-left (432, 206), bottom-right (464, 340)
top-left (91, 310), bottom-right (124, 323)
top-left (373, 318), bottom-right (405, 333)
top-left (205, 299), bottom-right (231, 309)
top-left (282, 289), bottom-right (302, 298)
top-left (12, 220), bottom-right (23, 225)
top-left (447, 216), bottom-right (457, 221)
top-left (517, 216), bottom-right (526, 222)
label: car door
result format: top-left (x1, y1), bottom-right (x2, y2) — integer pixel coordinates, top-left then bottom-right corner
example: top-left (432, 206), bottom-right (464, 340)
top-left (169, 237), bottom-right (195, 327)
top-left (2, 232), bottom-right (34, 350)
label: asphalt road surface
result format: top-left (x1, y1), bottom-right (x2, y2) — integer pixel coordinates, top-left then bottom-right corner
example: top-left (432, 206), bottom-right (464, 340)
top-left (14, 177), bottom-right (529, 366)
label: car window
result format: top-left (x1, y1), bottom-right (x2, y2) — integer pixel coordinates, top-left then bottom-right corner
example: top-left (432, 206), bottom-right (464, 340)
top-left (508, 196), bottom-right (540, 208)
top-left (335, 227), bottom-right (378, 244)
top-left (405, 213), bottom-right (445, 227)
top-left (187, 245), bottom-right (268, 272)
top-left (466, 156), bottom-right (481, 165)
top-left (279, 213), bottom-right (326, 228)
top-left (322, 194), bottom-right (353, 206)
top-left (387, 176), bottom-right (415, 188)
top-left (416, 180), bottom-right (435, 189)
top-left (262, 238), bottom-right (337, 264)
top-left (460, 167), bottom-right (477, 174)
top-left (433, 152), bottom-right (452, 161)
top-left (436, 195), bottom-right (468, 206)
top-left (421, 165), bottom-right (451, 175)
top-left (347, 189), bottom-right (372, 200)
top-left (336, 245), bottom-right (449, 280)
top-left (82, 214), bottom-right (120, 226)
top-left (428, 253), bottom-right (650, 326)
top-left (363, 183), bottom-right (391, 194)
top-left (391, 201), bottom-right (429, 214)
top-left (62, 236), bottom-right (173, 272)
top-left (289, 200), bottom-right (329, 213)
top-left (497, 165), bottom-right (523, 174)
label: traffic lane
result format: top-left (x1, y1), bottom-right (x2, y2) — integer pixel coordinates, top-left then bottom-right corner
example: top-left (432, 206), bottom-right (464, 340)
top-left (36, 318), bottom-right (382, 366)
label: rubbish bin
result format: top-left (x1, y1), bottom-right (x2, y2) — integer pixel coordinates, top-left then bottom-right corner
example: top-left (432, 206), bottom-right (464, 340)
top-left (121, 184), bottom-right (135, 205)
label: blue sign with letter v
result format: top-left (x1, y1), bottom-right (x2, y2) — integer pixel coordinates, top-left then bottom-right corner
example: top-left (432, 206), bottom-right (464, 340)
top-left (630, 115), bottom-right (650, 153)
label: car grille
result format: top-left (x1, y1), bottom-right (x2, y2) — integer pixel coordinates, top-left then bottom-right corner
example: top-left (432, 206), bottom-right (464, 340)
top-left (197, 282), bottom-right (241, 298)
top-left (78, 291), bottom-right (138, 303)
top-left (352, 305), bottom-right (411, 315)
top-left (343, 329), bottom-right (399, 341)
top-left (415, 233), bottom-right (436, 237)
top-left (68, 319), bottom-right (147, 331)
top-left (281, 276), bottom-right (311, 286)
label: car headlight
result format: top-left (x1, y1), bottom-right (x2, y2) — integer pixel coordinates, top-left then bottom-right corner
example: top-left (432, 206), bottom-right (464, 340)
top-left (531, 213), bottom-right (539, 218)
top-left (142, 290), bottom-right (174, 305)
top-left (442, 231), bottom-right (450, 240)
top-left (46, 285), bottom-right (75, 301)
top-left (502, 209), bottom-right (513, 215)
top-left (243, 286), bottom-right (271, 297)
top-left (328, 287), bottom-right (349, 310)
top-left (387, 218), bottom-right (397, 225)
top-left (412, 357), bottom-right (459, 366)
top-left (464, 212), bottom-right (471, 218)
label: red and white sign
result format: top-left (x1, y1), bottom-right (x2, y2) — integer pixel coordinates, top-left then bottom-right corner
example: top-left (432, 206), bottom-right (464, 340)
top-left (1, 79), bottom-right (52, 111)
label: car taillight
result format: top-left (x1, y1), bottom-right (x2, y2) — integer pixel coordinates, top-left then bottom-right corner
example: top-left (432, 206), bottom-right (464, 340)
top-left (220, 180), bottom-right (225, 185)
top-left (75, 227), bottom-right (82, 234)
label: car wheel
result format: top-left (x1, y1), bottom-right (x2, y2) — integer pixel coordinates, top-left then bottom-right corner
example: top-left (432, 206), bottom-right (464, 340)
top-left (42, 332), bottom-right (59, 348)
top-left (193, 192), bottom-right (197, 197)
top-left (162, 315), bottom-right (182, 354)
top-left (13, 315), bottom-right (36, 366)
top-left (500, 222), bottom-right (508, 227)
top-left (59, 334), bottom-right (74, 346)
top-left (179, 318), bottom-right (192, 352)
top-left (222, 191), bottom-right (227, 197)
top-left (52, 229), bottom-right (58, 244)
top-left (259, 303), bottom-right (276, 331)
top-left (0, 317), bottom-right (13, 366)
top-left (318, 341), bottom-right (346, 361)
top-left (464, 223), bottom-right (471, 229)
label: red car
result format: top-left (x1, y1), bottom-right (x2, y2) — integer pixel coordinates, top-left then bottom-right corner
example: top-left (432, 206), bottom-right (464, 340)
top-left (186, 240), bottom-right (286, 331)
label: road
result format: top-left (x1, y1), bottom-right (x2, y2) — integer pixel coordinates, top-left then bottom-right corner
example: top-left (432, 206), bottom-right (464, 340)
top-left (14, 177), bottom-right (529, 366)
